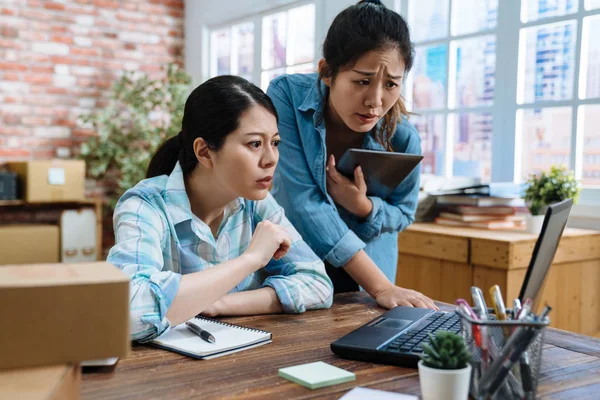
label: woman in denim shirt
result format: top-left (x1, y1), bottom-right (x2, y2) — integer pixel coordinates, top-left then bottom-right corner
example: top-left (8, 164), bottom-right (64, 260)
top-left (267, 0), bottom-right (437, 310)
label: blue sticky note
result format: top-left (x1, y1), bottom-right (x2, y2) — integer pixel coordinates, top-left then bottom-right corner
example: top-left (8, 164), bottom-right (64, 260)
top-left (278, 361), bottom-right (356, 390)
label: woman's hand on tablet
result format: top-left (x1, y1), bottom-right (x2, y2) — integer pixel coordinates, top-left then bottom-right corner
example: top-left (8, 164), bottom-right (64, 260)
top-left (326, 154), bottom-right (373, 219)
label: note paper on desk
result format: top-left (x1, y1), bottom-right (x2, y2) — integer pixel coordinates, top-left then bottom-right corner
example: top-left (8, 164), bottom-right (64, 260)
top-left (278, 361), bottom-right (355, 390)
top-left (339, 387), bottom-right (418, 400)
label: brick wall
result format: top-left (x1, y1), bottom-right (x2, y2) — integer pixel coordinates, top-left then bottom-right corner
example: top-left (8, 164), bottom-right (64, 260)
top-left (0, 0), bottom-right (185, 254)
top-left (0, 0), bottom-right (184, 163)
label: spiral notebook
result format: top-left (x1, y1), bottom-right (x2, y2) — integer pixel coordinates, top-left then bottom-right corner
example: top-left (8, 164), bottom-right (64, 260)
top-left (151, 316), bottom-right (272, 360)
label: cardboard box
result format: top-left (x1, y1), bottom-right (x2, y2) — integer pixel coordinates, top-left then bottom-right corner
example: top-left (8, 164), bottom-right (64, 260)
top-left (0, 364), bottom-right (80, 400)
top-left (7, 160), bottom-right (85, 203)
top-left (0, 262), bottom-right (130, 369)
top-left (0, 225), bottom-right (60, 265)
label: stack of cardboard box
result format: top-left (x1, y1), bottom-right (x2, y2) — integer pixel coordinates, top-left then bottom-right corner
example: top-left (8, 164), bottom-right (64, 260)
top-left (0, 160), bottom-right (96, 265)
top-left (0, 262), bottom-right (130, 399)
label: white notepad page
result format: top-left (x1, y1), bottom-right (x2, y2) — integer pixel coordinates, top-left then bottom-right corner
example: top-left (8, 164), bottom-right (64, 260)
top-left (152, 317), bottom-right (271, 359)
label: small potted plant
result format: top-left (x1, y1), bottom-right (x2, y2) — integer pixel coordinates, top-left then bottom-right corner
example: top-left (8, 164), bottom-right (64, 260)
top-left (523, 165), bottom-right (580, 233)
top-left (418, 331), bottom-right (472, 400)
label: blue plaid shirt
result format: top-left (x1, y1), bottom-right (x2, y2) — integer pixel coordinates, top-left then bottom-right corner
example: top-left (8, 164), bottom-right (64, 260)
top-left (107, 162), bottom-right (333, 342)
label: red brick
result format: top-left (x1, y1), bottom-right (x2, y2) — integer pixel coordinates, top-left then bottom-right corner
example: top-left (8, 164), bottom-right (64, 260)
top-left (72, 128), bottom-right (96, 137)
top-left (51, 26), bottom-right (68, 34)
top-left (3, 115), bottom-right (21, 125)
top-left (124, 43), bottom-right (136, 50)
top-left (50, 56), bottom-right (74, 64)
top-left (164, 0), bottom-right (183, 8)
top-left (31, 65), bottom-right (54, 74)
top-left (0, 62), bottom-right (27, 71)
top-left (33, 149), bottom-right (57, 158)
top-left (168, 9), bottom-right (182, 18)
top-left (22, 116), bottom-right (52, 126)
top-left (1, 8), bottom-right (16, 16)
top-left (0, 126), bottom-right (29, 136)
top-left (2, 26), bottom-right (19, 38)
top-left (24, 74), bottom-right (53, 85)
top-left (44, 2), bottom-right (66, 11)
top-left (46, 87), bottom-right (70, 95)
top-left (55, 118), bottom-right (76, 127)
top-left (4, 96), bottom-right (21, 103)
top-left (3, 72), bottom-right (20, 80)
top-left (93, 0), bottom-right (120, 9)
top-left (71, 47), bottom-right (99, 56)
top-left (0, 149), bottom-right (30, 157)
top-left (51, 35), bottom-right (73, 44)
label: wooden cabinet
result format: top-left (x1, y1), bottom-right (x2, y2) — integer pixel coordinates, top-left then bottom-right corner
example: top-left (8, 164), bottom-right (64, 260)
top-left (397, 223), bottom-right (600, 336)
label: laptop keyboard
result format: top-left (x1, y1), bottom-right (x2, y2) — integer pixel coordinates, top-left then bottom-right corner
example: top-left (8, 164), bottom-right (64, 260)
top-left (382, 311), bottom-right (461, 354)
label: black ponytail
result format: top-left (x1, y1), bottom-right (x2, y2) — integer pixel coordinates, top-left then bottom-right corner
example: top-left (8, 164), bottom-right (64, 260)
top-left (146, 75), bottom-right (278, 179)
top-left (146, 134), bottom-right (182, 179)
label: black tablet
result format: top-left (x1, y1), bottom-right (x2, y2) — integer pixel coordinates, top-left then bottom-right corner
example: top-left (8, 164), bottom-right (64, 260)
top-left (337, 149), bottom-right (423, 198)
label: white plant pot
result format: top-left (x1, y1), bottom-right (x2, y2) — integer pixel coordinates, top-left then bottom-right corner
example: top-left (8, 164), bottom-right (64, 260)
top-left (418, 360), bottom-right (472, 400)
top-left (526, 214), bottom-right (545, 234)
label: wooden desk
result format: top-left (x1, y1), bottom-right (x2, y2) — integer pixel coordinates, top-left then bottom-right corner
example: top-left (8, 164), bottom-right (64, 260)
top-left (397, 223), bottom-right (600, 336)
top-left (82, 293), bottom-right (600, 399)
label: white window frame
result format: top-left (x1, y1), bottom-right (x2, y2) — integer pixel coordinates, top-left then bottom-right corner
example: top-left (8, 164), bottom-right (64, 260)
top-left (396, 0), bottom-right (600, 213)
top-left (207, 0), bottom-right (318, 88)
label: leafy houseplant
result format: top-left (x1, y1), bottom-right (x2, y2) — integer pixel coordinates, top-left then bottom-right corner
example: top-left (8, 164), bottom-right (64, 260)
top-left (523, 165), bottom-right (580, 216)
top-left (523, 165), bottom-right (580, 233)
top-left (79, 63), bottom-right (192, 210)
top-left (418, 331), bottom-right (472, 400)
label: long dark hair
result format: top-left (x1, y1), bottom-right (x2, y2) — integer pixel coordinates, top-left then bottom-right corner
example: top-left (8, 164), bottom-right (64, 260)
top-left (147, 75), bottom-right (278, 178)
top-left (320, 0), bottom-right (414, 150)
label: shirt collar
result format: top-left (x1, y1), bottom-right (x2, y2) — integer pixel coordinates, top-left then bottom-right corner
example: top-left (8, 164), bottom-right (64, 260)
top-left (298, 76), bottom-right (328, 115)
top-left (164, 162), bottom-right (245, 227)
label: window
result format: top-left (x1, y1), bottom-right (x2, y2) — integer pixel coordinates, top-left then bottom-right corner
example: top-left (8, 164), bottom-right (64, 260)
top-left (261, 4), bottom-right (316, 91)
top-left (208, 3), bottom-right (316, 92)
top-left (209, 23), bottom-right (255, 81)
top-left (398, 0), bottom-right (600, 194)
top-left (401, 0), bottom-right (498, 182)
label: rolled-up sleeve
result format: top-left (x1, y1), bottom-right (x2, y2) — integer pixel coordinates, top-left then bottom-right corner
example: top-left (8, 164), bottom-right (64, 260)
top-left (255, 193), bottom-right (333, 313)
top-left (267, 80), bottom-right (366, 268)
top-left (342, 122), bottom-right (422, 242)
top-left (106, 195), bottom-right (181, 342)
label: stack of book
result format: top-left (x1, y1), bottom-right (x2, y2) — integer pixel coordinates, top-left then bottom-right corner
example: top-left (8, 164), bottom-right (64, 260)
top-left (433, 185), bottom-right (527, 230)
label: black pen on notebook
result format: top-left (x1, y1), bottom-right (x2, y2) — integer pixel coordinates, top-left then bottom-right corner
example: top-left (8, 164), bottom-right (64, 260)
top-left (186, 321), bottom-right (216, 344)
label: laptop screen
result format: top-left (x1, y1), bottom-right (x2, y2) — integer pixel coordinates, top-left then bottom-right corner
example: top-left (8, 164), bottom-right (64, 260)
top-left (519, 198), bottom-right (573, 312)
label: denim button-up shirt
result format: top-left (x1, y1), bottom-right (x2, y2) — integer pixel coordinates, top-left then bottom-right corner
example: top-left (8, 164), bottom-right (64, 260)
top-left (267, 73), bottom-right (421, 283)
top-left (107, 162), bottom-right (333, 342)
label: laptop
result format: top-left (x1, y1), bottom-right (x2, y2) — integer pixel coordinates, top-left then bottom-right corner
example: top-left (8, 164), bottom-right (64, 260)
top-left (331, 198), bottom-right (573, 367)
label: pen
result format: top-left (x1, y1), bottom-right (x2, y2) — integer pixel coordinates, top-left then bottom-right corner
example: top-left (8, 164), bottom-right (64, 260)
top-left (489, 285), bottom-right (510, 338)
top-left (513, 298), bottom-right (522, 319)
top-left (186, 321), bottom-right (216, 344)
top-left (470, 287), bottom-right (490, 368)
top-left (470, 286), bottom-right (489, 320)
top-left (483, 327), bottom-right (537, 396)
top-left (539, 305), bottom-right (552, 321)
top-left (517, 298), bottom-right (533, 320)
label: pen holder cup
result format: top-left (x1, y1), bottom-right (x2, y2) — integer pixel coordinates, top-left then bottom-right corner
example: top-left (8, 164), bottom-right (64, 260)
top-left (457, 308), bottom-right (549, 400)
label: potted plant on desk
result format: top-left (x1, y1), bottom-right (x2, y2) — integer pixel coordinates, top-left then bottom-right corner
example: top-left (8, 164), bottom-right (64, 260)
top-left (523, 165), bottom-right (580, 234)
top-left (418, 331), bottom-right (471, 400)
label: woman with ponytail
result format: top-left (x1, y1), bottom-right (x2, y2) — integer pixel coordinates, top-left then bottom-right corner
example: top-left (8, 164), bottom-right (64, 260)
top-left (267, 0), bottom-right (437, 310)
top-left (107, 75), bottom-right (333, 342)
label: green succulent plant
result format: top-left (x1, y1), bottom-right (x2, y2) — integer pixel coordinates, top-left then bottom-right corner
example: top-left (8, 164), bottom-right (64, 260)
top-left (523, 165), bottom-right (580, 215)
top-left (420, 330), bottom-right (470, 370)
